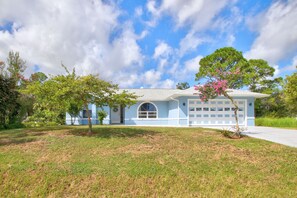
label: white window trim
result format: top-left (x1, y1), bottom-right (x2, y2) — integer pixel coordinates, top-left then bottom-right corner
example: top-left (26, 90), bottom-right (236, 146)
top-left (137, 101), bottom-right (158, 119)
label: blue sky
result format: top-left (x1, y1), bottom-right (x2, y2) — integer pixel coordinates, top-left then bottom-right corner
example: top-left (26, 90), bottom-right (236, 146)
top-left (0, 0), bottom-right (296, 88)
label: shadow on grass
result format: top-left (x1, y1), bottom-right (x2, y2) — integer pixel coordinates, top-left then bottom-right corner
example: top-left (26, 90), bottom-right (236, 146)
top-left (69, 127), bottom-right (159, 138)
top-left (0, 129), bottom-right (44, 146)
top-left (0, 136), bottom-right (37, 146)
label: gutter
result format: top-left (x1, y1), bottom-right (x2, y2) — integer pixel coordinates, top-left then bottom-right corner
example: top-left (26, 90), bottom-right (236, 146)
top-left (170, 97), bottom-right (180, 126)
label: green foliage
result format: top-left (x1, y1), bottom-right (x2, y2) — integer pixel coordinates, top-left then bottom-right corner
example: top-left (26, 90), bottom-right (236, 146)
top-left (248, 59), bottom-right (275, 91)
top-left (0, 60), bottom-right (5, 75)
top-left (256, 117), bottom-right (297, 128)
top-left (196, 47), bottom-right (278, 136)
top-left (0, 51), bottom-right (41, 128)
top-left (23, 77), bottom-right (67, 124)
top-left (284, 72), bottom-right (297, 116)
top-left (0, 75), bottom-right (21, 129)
top-left (68, 102), bottom-right (82, 125)
top-left (6, 51), bottom-right (27, 85)
top-left (253, 77), bottom-right (288, 117)
top-left (176, 82), bottom-right (190, 90)
top-left (24, 66), bottom-right (138, 133)
top-left (22, 121), bottom-right (58, 128)
top-left (0, 122), bottom-right (25, 130)
top-left (29, 72), bottom-right (48, 83)
top-left (97, 110), bottom-right (108, 125)
top-left (196, 47), bottom-right (249, 89)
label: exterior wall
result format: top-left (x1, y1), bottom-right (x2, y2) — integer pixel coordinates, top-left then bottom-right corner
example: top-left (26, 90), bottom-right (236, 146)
top-left (125, 101), bottom-right (173, 125)
top-left (65, 96), bottom-right (256, 127)
top-left (178, 97), bottom-right (189, 126)
top-left (246, 97), bottom-right (255, 126)
top-left (168, 100), bottom-right (179, 126)
top-left (65, 104), bottom-right (110, 125)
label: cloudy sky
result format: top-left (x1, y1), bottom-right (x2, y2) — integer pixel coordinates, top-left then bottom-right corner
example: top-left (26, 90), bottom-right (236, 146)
top-left (0, 0), bottom-right (296, 88)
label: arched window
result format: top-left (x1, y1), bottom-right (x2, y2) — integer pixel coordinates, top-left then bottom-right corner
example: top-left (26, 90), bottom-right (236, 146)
top-left (138, 102), bottom-right (157, 118)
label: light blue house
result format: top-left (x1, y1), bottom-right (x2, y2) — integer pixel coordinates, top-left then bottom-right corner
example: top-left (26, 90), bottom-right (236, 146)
top-left (65, 87), bottom-right (268, 127)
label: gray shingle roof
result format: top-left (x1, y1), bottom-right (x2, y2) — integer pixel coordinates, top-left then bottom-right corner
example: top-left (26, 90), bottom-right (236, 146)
top-left (120, 87), bottom-right (269, 101)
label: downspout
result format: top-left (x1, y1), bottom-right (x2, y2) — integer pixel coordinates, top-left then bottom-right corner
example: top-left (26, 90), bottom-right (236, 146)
top-left (170, 97), bottom-right (180, 126)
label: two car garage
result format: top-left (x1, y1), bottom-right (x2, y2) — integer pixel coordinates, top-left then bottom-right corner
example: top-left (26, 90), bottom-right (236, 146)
top-left (188, 99), bottom-right (247, 126)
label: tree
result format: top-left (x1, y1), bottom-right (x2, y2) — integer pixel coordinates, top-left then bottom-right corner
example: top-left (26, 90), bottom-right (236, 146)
top-left (0, 52), bottom-right (28, 127)
top-left (195, 47), bottom-right (274, 137)
top-left (176, 82), bottom-right (190, 90)
top-left (248, 59), bottom-right (275, 91)
top-left (6, 51), bottom-right (27, 85)
top-left (25, 67), bottom-right (138, 134)
top-left (284, 72), bottom-right (297, 116)
top-left (0, 60), bottom-right (5, 75)
top-left (0, 75), bottom-right (20, 128)
top-left (69, 74), bottom-right (138, 134)
top-left (252, 77), bottom-right (287, 117)
top-left (23, 70), bottom-right (69, 124)
top-left (29, 72), bottom-right (48, 83)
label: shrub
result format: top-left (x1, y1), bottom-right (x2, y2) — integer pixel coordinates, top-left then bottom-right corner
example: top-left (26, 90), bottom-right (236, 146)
top-left (0, 122), bottom-right (25, 130)
top-left (98, 110), bottom-right (108, 125)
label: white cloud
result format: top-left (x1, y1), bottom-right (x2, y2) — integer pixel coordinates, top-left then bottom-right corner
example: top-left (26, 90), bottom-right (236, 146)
top-left (226, 34), bottom-right (235, 46)
top-left (146, 0), bottom-right (236, 57)
top-left (184, 55), bottom-right (202, 73)
top-left (245, 0), bottom-right (297, 64)
top-left (158, 79), bottom-right (175, 88)
top-left (141, 69), bottom-right (161, 86)
top-left (134, 7), bottom-right (143, 17)
top-left (179, 32), bottom-right (206, 56)
top-left (153, 41), bottom-right (172, 59)
top-left (272, 65), bottom-right (280, 77)
top-left (283, 56), bottom-right (297, 72)
top-left (147, 0), bottom-right (230, 32)
top-left (0, 0), bottom-right (144, 87)
top-left (167, 55), bottom-right (203, 83)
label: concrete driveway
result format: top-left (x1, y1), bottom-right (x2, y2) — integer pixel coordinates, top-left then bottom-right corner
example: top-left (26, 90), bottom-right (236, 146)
top-left (204, 126), bottom-right (297, 148)
top-left (242, 126), bottom-right (297, 148)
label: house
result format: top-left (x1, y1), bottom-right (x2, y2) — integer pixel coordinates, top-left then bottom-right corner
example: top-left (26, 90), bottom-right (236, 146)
top-left (65, 87), bottom-right (268, 127)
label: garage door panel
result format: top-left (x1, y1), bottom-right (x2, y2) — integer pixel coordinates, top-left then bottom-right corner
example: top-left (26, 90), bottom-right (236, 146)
top-left (188, 99), bottom-right (246, 126)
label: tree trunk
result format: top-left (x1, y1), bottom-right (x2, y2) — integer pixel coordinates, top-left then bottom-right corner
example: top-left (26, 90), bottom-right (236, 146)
top-left (85, 104), bottom-right (92, 135)
top-left (224, 93), bottom-right (241, 137)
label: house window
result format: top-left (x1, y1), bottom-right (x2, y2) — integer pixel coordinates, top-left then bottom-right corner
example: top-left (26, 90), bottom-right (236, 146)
top-left (138, 102), bottom-right (157, 118)
top-left (83, 110), bottom-right (92, 118)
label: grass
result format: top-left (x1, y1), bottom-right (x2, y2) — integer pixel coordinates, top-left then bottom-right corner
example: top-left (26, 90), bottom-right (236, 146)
top-left (256, 117), bottom-right (297, 129)
top-left (0, 125), bottom-right (297, 197)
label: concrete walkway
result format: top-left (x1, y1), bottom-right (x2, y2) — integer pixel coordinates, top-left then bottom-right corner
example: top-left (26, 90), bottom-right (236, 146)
top-left (205, 126), bottom-right (297, 148)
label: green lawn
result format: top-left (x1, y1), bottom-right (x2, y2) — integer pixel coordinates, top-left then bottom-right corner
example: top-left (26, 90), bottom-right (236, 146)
top-left (1, 126), bottom-right (297, 197)
top-left (256, 117), bottom-right (297, 129)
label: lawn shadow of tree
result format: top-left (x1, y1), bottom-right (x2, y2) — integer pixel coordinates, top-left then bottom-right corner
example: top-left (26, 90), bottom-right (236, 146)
top-left (0, 129), bottom-right (42, 146)
top-left (69, 127), bottom-right (159, 138)
top-left (0, 136), bottom-right (37, 146)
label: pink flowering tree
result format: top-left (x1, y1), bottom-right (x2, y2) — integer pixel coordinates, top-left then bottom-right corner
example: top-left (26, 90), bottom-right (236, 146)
top-left (195, 47), bottom-right (251, 137)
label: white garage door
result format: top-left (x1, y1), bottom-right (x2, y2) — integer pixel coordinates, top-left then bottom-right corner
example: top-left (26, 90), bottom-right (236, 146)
top-left (188, 99), bottom-right (246, 126)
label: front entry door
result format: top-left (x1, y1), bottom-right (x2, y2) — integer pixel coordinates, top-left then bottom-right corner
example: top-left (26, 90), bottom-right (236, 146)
top-left (110, 105), bottom-right (121, 124)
